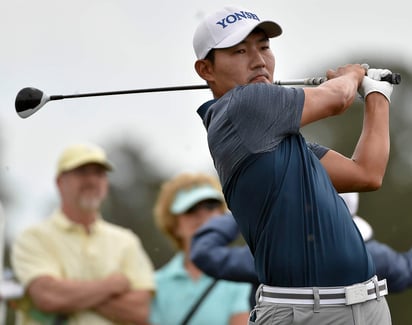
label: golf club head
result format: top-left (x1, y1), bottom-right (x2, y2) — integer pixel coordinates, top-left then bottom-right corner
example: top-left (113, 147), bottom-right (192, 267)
top-left (15, 87), bottom-right (50, 118)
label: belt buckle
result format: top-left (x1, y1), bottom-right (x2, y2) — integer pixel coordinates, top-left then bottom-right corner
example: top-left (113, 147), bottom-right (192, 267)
top-left (345, 283), bottom-right (368, 305)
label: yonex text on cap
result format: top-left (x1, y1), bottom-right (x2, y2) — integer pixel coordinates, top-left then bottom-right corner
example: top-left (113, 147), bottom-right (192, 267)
top-left (193, 6), bottom-right (282, 59)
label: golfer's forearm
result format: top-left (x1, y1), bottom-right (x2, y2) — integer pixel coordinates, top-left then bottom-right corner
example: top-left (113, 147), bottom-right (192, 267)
top-left (351, 93), bottom-right (390, 189)
top-left (318, 69), bottom-right (362, 113)
top-left (301, 76), bottom-right (359, 127)
top-left (323, 74), bottom-right (359, 110)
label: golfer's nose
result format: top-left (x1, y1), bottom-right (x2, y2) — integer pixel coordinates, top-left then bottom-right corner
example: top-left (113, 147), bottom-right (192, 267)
top-left (250, 48), bottom-right (266, 69)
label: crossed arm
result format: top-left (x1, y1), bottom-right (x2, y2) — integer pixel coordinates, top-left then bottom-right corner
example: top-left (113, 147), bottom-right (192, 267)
top-left (27, 273), bottom-right (152, 324)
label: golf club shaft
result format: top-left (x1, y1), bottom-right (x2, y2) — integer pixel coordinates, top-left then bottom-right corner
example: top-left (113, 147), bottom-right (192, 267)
top-left (49, 85), bottom-right (210, 101)
top-left (15, 71), bottom-right (401, 119)
top-left (47, 73), bottom-right (401, 102)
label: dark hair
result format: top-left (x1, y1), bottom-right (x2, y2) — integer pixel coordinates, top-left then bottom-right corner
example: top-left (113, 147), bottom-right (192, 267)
top-left (203, 27), bottom-right (266, 64)
top-left (204, 49), bottom-right (215, 64)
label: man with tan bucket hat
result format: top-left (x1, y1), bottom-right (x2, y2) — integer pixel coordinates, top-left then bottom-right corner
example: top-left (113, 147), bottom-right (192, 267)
top-left (11, 142), bottom-right (155, 325)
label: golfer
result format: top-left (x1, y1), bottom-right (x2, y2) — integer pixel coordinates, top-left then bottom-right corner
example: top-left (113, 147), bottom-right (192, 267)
top-left (193, 5), bottom-right (393, 325)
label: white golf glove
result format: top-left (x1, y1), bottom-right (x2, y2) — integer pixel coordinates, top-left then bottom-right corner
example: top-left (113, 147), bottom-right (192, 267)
top-left (358, 68), bottom-right (393, 102)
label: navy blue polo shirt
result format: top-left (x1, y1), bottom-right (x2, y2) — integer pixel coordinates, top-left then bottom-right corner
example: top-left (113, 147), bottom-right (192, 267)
top-left (197, 83), bottom-right (374, 287)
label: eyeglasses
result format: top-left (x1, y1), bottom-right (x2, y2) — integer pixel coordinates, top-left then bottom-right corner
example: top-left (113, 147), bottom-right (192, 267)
top-left (185, 199), bottom-right (223, 214)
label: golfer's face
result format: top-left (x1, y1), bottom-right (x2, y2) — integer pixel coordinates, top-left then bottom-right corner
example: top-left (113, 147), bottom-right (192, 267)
top-left (212, 31), bottom-right (275, 97)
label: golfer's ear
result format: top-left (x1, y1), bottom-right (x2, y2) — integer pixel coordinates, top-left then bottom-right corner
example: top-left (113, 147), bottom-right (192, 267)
top-left (195, 60), bottom-right (214, 82)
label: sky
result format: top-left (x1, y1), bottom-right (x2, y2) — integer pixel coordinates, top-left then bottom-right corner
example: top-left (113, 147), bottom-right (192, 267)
top-left (1, 0), bottom-right (411, 242)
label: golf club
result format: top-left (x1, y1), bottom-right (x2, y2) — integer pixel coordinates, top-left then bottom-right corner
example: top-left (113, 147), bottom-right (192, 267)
top-left (15, 73), bottom-right (401, 119)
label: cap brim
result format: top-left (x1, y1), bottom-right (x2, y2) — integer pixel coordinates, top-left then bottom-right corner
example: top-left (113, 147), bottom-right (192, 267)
top-left (58, 158), bottom-right (113, 175)
top-left (171, 186), bottom-right (223, 214)
top-left (214, 20), bottom-right (282, 50)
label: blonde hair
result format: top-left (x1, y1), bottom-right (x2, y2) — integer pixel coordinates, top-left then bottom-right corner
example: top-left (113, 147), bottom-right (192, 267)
top-left (154, 172), bottom-right (226, 250)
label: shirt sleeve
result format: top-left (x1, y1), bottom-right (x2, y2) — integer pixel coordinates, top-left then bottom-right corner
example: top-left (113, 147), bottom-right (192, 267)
top-left (122, 232), bottom-right (156, 291)
top-left (191, 214), bottom-right (258, 283)
top-left (11, 227), bottom-right (62, 288)
top-left (229, 84), bottom-right (305, 153)
top-left (307, 142), bottom-right (330, 159)
top-left (366, 240), bottom-right (412, 293)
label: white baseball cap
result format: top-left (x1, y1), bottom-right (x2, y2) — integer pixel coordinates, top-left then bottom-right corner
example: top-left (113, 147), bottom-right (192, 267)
top-left (170, 185), bottom-right (224, 214)
top-left (339, 192), bottom-right (374, 241)
top-left (339, 192), bottom-right (359, 216)
top-left (193, 6), bottom-right (282, 59)
top-left (353, 216), bottom-right (373, 241)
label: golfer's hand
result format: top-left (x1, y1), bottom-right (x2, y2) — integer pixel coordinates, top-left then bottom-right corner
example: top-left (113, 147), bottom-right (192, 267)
top-left (366, 68), bottom-right (392, 82)
top-left (359, 68), bottom-right (393, 102)
top-left (326, 64), bottom-right (365, 83)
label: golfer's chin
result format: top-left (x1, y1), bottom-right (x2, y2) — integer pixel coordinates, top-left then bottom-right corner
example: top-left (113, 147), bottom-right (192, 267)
top-left (249, 76), bottom-right (271, 84)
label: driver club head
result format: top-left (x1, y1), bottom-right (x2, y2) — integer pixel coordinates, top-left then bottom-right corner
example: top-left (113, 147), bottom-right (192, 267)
top-left (15, 87), bottom-right (50, 118)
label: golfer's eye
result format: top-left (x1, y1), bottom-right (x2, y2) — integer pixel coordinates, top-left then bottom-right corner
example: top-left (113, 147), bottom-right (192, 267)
top-left (260, 41), bottom-right (270, 51)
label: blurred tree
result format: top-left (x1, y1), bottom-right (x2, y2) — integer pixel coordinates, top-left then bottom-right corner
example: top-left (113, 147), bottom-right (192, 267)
top-left (0, 124), bottom-right (11, 206)
top-left (102, 139), bottom-right (174, 269)
top-left (0, 123), bottom-right (15, 324)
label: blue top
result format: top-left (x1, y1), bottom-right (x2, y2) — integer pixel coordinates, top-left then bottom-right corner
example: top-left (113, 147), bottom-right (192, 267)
top-left (191, 213), bottom-right (412, 294)
top-left (197, 83), bottom-right (374, 287)
top-left (366, 239), bottom-right (412, 292)
top-left (191, 213), bottom-right (257, 284)
top-left (191, 213), bottom-right (258, 307)
top-left (150, 253), bottom-right (251, 325)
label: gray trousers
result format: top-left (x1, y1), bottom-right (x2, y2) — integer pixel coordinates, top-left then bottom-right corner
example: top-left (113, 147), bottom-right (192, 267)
top-left (249, 286), bottom-right (392, 325)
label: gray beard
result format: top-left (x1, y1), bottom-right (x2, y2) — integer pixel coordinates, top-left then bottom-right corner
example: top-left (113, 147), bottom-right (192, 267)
top-left (78, 196), bottom-right (102, 212)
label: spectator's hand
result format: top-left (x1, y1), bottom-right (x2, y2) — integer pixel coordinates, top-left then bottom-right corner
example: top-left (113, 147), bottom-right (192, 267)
top-left (359, 69), bottom-right (393, 102)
